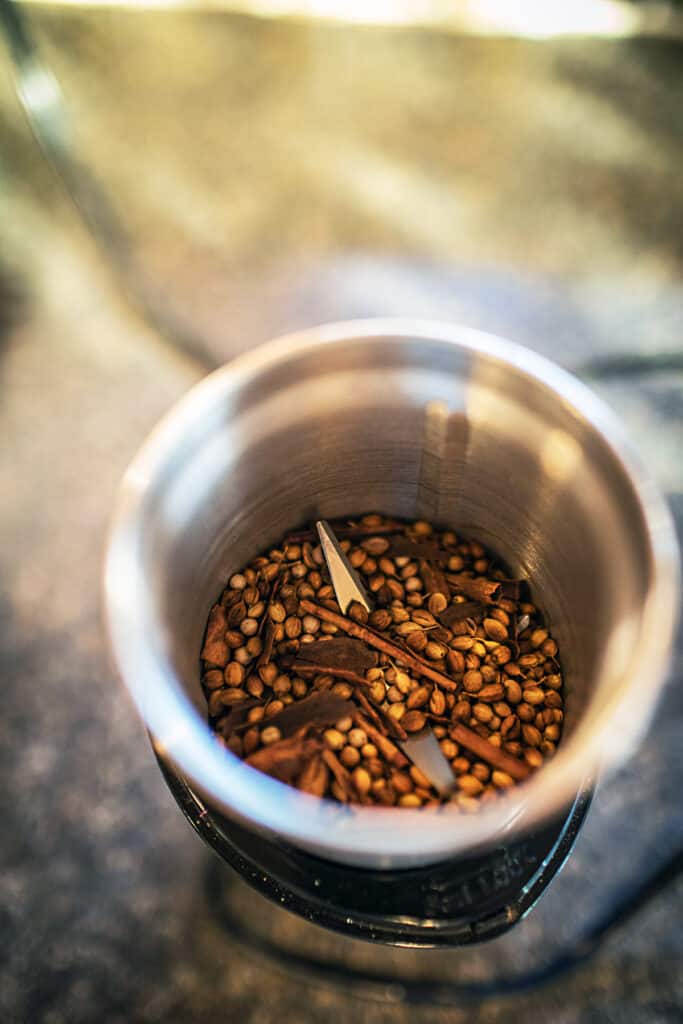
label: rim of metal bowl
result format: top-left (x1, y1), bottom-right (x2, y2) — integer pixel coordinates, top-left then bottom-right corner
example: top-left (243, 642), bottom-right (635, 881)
top-left (103, 319), bottom-right (680, 864)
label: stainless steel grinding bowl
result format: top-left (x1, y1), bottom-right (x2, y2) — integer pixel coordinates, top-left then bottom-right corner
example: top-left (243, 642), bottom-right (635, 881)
top-left (104, 319), bottom-right (679, 868)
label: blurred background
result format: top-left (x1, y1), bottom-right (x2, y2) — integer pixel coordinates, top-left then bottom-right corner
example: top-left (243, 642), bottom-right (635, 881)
top-left (1, 1), bottom-right (682, 1022)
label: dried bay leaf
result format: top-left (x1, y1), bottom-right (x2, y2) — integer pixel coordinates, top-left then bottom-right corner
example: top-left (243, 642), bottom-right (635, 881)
top-left (439, 601), bottom-right (486, 628)
top-left (295, 637), bottom-right (378, 673)
top-left (447, 574), bottom-right (501, 603)
top-left (253, 691), bottom-right (353, 738)
top-left (389, 537), bottom-right (448, 562)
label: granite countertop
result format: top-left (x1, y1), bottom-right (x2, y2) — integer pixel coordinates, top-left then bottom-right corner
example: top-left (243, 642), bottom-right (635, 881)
top-left (1, 10), bottom-right (682, 1023)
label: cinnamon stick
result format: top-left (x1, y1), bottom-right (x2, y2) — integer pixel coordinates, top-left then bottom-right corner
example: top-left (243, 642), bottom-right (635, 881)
top-left (204, 603), bottom-right (227, 644)
top-left (299, 599), bottom-right (460, 694)
top-left (419, 559), bottom-right (450, 598)
top-left (258, 572), bottom-right (282, 638)
top-left (259, 622), bottom-right (275, 666)
top-left (246, 732), bottom-right (322, 783)
top-left (297, 755), bottom-right (329, 796)
top-left (321, 748), bottom-right (354, 801)
top-left (449, 724), bottom-right (530, 781)
top-left (353, 712), bottom-right (409, 768)
top-left (354, 689), bottom-right (408, 741)
top-left (353, 688), bottom-right (387, 733)
top-left (498, 578), bottom-right (522, 601)
top-left (292, 663), bottom-right (370, 688)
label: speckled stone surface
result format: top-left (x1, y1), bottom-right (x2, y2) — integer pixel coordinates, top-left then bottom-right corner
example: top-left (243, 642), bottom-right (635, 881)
top-left (1, 12), bottom-right (682, 1023)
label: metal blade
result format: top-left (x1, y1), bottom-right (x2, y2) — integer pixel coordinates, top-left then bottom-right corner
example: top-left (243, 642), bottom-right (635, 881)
top-left (399, 729), bottom-right (456, 796)
top-left (315, 520), bottom-right (372, 614)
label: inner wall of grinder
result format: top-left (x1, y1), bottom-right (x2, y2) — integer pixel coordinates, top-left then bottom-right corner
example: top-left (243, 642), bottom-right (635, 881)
top-left (149, 339), bottom-right (650, 754)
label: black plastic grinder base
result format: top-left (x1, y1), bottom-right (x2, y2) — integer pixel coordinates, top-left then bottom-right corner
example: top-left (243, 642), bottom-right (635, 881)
top-left (158, 754), bottom-right (591, 948)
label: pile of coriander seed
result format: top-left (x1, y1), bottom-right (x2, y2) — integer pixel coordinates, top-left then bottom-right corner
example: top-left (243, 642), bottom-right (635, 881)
top-left (200, 514), bottom-right (564, 809)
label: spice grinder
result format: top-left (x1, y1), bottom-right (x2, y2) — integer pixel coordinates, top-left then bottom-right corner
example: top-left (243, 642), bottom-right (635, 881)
top-left (104, 320), bottom-right (678, 940)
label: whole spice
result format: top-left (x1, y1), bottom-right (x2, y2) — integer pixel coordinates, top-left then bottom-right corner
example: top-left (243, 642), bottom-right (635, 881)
top-left (293, 637), bottom-right (378, 673)
top-left (201, 513), bottom-right (564, 808)
top-left (246, 730), bottom-right (322, 783)
top-left (298, 599), bottom-right (461, 694)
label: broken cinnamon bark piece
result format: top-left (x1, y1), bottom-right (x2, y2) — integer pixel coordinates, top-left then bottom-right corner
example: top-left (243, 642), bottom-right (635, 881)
top-left (246, 730), bottom-right (322, 783)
